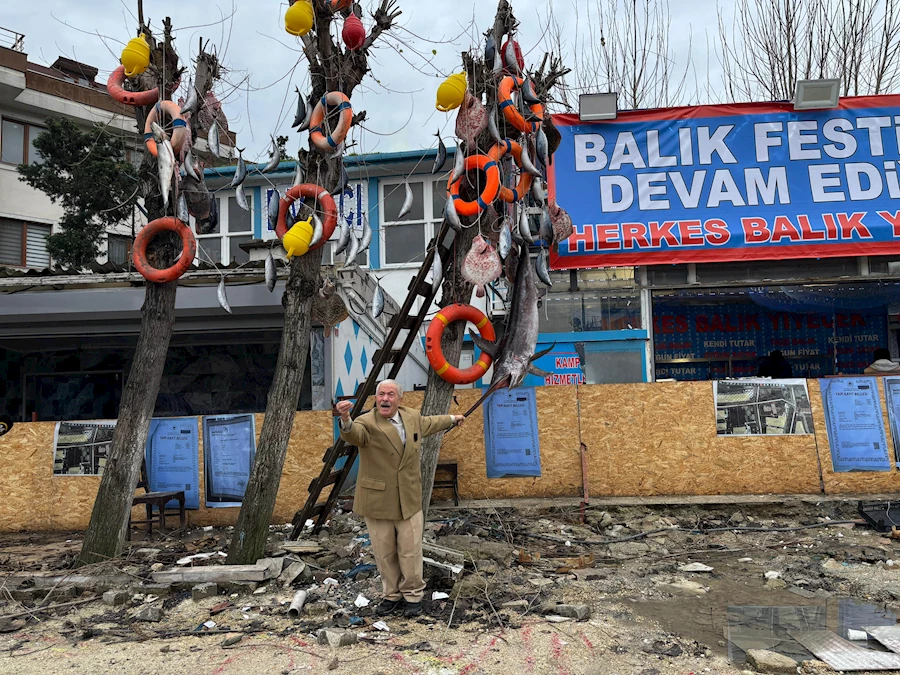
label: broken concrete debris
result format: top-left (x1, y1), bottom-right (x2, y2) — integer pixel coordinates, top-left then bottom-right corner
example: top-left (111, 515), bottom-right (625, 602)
top-left (102, 590), bottom-right (129, 606)
top-left (134, 606), bottom-right (163, 622)
top-left (192, 583), bottom-right (218, 602)
top-left (317, 628), bottom-right (358, 647)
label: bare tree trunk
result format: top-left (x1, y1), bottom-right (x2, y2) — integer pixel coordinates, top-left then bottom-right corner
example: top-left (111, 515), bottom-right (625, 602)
top-left (227, 250), bottom-right (320, 564)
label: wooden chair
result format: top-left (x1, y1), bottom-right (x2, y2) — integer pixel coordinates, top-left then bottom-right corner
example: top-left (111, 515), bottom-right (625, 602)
top-left (432, 462), bottom-right (460, 506)
top-left (128, 459), bottom-right (186, 539)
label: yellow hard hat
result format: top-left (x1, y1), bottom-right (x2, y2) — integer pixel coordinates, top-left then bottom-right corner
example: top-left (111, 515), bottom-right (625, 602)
top-left (436, 72), bottom-right (467, 112)
top-left (121, 34), bottom-right (150, 78)
top-left (285, 1), bottom-right (315, 37)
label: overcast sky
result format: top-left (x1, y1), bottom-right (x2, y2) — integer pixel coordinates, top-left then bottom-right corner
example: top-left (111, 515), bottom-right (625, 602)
top-left (3, 0), bottom-right (726, 160)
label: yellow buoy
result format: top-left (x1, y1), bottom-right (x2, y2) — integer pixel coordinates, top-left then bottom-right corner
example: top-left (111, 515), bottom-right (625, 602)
top-left (285, 0), bottom-right (315, 37)
top-left (436, 72), bottom-right (467, 112)
top-left (283, 217), bottom-right (315, 258)
top-left (121, 34), bottom-right (150, 78)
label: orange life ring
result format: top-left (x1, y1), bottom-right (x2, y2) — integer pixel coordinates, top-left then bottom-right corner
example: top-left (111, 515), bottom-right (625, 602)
top-left (144, 101), bottom-right (188, 158)
top-left (498, 76), bottom-right (544, 133)
top-left (488, 139), bottom-right (533, 203)
top-left (426, 304), bottom-right (496, 385)
top-left (132, 217), bottom-right (196, 283)
top-left (447, 155), bottom-right (501, 217)
top-left (107, 65), bottom-right (160, 106)
top-left (276, 184), bottom-right (337, 251)
top-left (309, 92), bottom-right (352, 152)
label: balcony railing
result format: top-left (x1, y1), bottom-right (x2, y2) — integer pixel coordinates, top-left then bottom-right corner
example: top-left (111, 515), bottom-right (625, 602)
top-left (0, 27), bottom-right (24, 52)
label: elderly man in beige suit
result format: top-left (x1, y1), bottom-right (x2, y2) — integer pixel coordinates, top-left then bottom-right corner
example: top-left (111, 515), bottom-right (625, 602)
top-left (336, 379), bottom-right (464, 617)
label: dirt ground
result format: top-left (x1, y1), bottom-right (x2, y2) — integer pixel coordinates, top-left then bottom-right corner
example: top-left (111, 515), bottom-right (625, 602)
top-left (2, 499), bottom-right (900, 674)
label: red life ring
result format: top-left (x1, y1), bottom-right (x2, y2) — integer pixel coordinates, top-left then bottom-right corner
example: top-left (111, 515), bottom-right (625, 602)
top-left (488, 139), bottom-right (533, 203)
top-left (447, 154), bottom-right (501, 217)
top-left (144, 101), bottom-right (188, 158)
top-left (498, 76), bottom-right (544, 134)
top-left (426, 304), bottom-right (496, 385)
top-left (276, 184), bottom-right (337, 251)
top-left (107, 65), bottom-right (160, 106)
top-left (132, 217), bottom-right (196, 283)
top-left (309, 92), bottom-right (353, 152)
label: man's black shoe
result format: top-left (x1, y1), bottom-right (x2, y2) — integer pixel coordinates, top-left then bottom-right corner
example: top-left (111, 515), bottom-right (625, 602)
top-left (403, 601), bottom-right (423, 618)
top-left (376, 599), bottom-right (403, 616)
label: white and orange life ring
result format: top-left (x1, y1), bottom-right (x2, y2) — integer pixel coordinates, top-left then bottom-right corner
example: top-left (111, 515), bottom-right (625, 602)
top-left (143, 101), bottom-right (188, 158)
top-left (132, 217), bottom-right (196, 284)
top-left (447, 154), bottom-right (501, 217)
top-left (276, 183), bottom-right (337, 251)
top-left (488, 139), bottom-right (533, 203)
top-left (426, 304), bottom-right (496, 385)
top-left (309, 92), bottom-right (352, 152)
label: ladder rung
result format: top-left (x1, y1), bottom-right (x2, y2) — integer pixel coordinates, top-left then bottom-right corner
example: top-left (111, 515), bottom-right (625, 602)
top-left (372, 348), bottom-right (403, 364)
top-left (309, 502), bottom-right (326, 517)
top-left (310, 470), bottom-right (342, 492)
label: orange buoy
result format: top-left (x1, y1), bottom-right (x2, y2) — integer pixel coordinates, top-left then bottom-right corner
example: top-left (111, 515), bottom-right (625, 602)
top-left (426, 304), bottom-right (496, 385)
top-left (447, 154), bottom-right (501, 216)
top-left (143, 101), bottom-right (188, 158)
top-left (132, 217), bottom-right (196, 283)
top-left (488, 139), bottom-right (533, 203)
top-left (308, 92), bottom-right (352, 152)
top-left (107, 65), bottom-right (160, 106)
top-left (276, 183), bottom-right (337, 251)
top-left (498, 75), bottom-right (544, 134)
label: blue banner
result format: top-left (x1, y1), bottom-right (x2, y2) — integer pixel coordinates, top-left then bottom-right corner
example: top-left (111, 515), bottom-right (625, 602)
top-left (522, 343), bottom-right (586, 387)
top-left (820, 377), bottom-right (890, 472)
top-left (654, 303), bottom-right (886, 380)
top-left (549, 97), bottom-right (900, 269)
top-left (484, 388), bottom-right (541, 479)
top-left (202, 414), bottom-right (257, 507)
top-left (146, 418), bottom-right (200, 509)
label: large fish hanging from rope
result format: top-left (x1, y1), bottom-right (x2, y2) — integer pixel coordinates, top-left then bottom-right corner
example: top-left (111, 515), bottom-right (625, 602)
top-left (455, 91), bottom-right (488, 151)
top-left (462, 234), bottom-right (502, 299)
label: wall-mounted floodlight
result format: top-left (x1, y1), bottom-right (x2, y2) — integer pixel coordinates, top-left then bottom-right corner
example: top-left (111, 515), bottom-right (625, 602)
top-left (793, 79), bottom-right (841, 110)
top-left (579, 92), bottom-right (618, 121)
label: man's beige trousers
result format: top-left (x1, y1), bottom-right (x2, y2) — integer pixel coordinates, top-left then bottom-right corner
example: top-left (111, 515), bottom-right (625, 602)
top-left (365, 510), bottom-right (425, 602)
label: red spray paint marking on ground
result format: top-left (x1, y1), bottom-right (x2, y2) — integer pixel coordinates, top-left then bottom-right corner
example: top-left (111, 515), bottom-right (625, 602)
top-left (210, 656), bottom-right (236, 675)
top-left (390, 652), bottom-right (423, 672)
top-left (521, 626), bottom-right (537, 673)
top-left (550, 633), bottom-right (572, 675)
top-left (579, 632), bottom-right (595, 652)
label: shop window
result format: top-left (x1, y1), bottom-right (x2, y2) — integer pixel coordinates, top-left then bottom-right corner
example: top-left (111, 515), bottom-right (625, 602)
top-left (107, 234), bottom-right (130, 266)
top-left (1, 118), bottom-right (46, 165)
top-left (195, 195), bottom-right (253, 265)
top-left (583, 349), bottom-right (644, 384)
top-left (696, 258), bottom-right (859, 284)
top-left (381, 179), bottom-right (443, 267)
top-left (539, 290), bottom-right (641, 333)
top-left (647, 265), bottom-right (689, 286)
top-left (0, 219), bottom-right (50, 267)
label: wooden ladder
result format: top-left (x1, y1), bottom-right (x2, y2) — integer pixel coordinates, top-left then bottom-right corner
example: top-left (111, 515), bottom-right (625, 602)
top-left (290, 223), bottom-right (454, 537)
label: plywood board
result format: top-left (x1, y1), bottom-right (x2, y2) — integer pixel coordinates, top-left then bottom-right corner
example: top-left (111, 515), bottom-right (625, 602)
top-left (580, 382), bottom-right (822, 497)
top-left (811, 379), bottom-right (900, 495)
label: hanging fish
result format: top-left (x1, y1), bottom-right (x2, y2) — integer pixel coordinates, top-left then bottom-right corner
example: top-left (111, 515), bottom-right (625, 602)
top-left (430, 251), bottom-right (443, 294)
top-left (292, 87), bottom-right (307, 128)
top-left (485, 34), bottom-right (497, 68)
top-left (333, 217), bottom-right (351, 255)
top-left (176, 192), bottom-right (189, 223)
top-left (519, 204), bottom-right (534, 244)
top-left (184, 149), bottom-right (200, 181)
top-left (310, 212), bottom-right (324, 248)
top-left (522, 76), bottom-right (542, 106)
top-left (539, 208), bottom-right (554, 245)
top-left (262, 135), bottom-right (281, 173)
top-left (398, 181), bottom-right (414, 219)
top-left (371, 281), bottom-right (385, 319)
top-left (549, 201), bottom-right (574, 244)
top-left (180, 80), bottom-right (200, 116)
top-left (155, 137), bottom-right (175, 210)
top-left (536, 247), bottom-right (552, 287)
top-left (449, 143), bottom-right (466, 185)
top-left (342, 228), bottom-right (360, 268)
top-left (532, 177), bottom-right (547, 206)
top-left (432, 129), bottom-right (447, 174)
top-left (267, 190), bottom-right (280, 232)
top-left (536, 127), bottom-right (550, 167)
top-left (292, 158), bottom-right (305, 188)
top-left (498, 220), bottom-right (512, 260)
top-left (358, 215), bottom-right (373, 253)
top-left (265, 249), bottom-right (277, 292)
top-left (462, 234), bottom-right (503, 299)
top-left (208, 120), bottom-right (221, 156)
top-left (492, 37), bottom-right (504, 76)
top-left (331, 161), bottom-right (350, 196)
top-left (207, 193), bottom-right (219, 233)
top-left (520, 140), bottom-right (542, 177)
top-left (487, 103), bottom-right (503, 144)
top-left (503, 39), bottom-right (523, 75)
top-left (297, 92), bottom-right (313, 132)
top-left (445, 195), bottom-right (462, 232)
top-left (236, 183), bottom-right (250, 211)
top-left (230, 148), bottom-right (247, 188)
top-left (217, 277), bottom-right (233, 314)
top-left (329, 141), bottom-right (345, 160)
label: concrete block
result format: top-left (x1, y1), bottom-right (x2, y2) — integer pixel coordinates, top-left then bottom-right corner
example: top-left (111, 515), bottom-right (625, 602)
top-left (317, 628), bottom-right (358, 648)
top-left (192, 582), bottom-right (219, 602)
top-left (134, 606), bottom-right (163, 622)
top-left (102, 590), bottom-right (130, 606)
top-left (745, 649), bottom-right (798, 674)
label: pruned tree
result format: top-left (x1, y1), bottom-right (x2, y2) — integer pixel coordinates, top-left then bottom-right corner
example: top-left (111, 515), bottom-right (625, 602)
top-left (17, 117), bottom-right (137, 269)
top-left (418, 0), bottom-right (570, 517)
top-left (718, 0), bottom-right (900, 102)
top-left (226, 0), bottom-right (403, 565)
top-left (77, 8), bottom-right (221, 566)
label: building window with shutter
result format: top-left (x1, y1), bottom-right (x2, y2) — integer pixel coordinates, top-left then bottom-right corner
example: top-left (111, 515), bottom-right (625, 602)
top-left (107, 234), bottom-right (130, 266)
top-left (0, 219), bottom-right (51, 268)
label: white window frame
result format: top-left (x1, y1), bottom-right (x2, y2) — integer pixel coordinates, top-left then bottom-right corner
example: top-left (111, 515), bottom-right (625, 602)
top-left (378, 175), bottom-right (444, 269)
top-left (193, 193), bottom-right (254, 266)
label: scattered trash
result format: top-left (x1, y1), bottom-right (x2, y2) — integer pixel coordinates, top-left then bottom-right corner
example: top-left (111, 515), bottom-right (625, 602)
top-left (288, 590), bottom-right (308, 618)
top-left (679, 563), bottom-right (714, 573)
top-left (847, 629), bottom-right (868, 641)
top-left (323, 578), bottom-right (339, 586)
top-left (764, 571), bottom-right (782, 580)
top-left (344, 564), bottom-right (376, 579)
top-left (372, 621), bottom-right (390, 632)
top-left (202, 620), bottom-right (216, 629)
top-left (432, 592), bottom-right (450, 601)
top-left (354, 594), bottom-right (370, 608)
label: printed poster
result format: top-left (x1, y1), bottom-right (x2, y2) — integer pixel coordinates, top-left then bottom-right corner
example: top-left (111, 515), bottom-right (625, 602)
top-left (483, 388), bottom-right (541, 479)
top-left (202, 414), bottom-right (257, 507)
top-left (883, 377), bottom-right (900, 465)
top-left (820, 377), bottom-right (891, 472)
top-left (53, 420), bottom-right (116, 475)
top-left (146, 418), bottom-right (200, 509)
top-left (714, 379), bottom-right (814, 436)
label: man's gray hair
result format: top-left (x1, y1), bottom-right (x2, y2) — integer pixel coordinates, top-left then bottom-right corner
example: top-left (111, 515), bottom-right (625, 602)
top-left (376, 379), bottom-right (403, 397)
